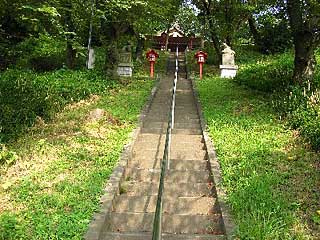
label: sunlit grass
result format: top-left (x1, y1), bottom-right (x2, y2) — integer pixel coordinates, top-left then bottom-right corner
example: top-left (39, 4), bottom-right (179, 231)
top-left (197, 76), bottom-right (319, 239)
top-left (0, 77), bottom-right (154, 239)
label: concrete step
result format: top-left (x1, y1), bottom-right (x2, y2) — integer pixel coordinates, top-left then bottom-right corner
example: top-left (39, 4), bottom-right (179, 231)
top-left (176, 89), bottom-right (193, 94)
top-left (106, 212), bottom-right (224, 234)
top-left (153, 95), bottom-right (194, 100)
top-left (142, 118), bottom-right (200, 125)
top-left (134, 136), bottom-right (204, 149)
top-left (172, 134), bottom-right (204, 143)
top-left (122, 182), bottom-right (215, 197)
top-left (135, 133), bottom-right (166, 143)
top-left (151, 100), bottom-right (195, 105)
top-left (126, 168), bottom-right (211, 183)
top-left (128, 159), bottom-right (208, 171)
top-left (101, 232), bottom-right (226, 240)
top-left (148, 104), bottom-right (196, 110)
top-left (150, 100), bottom-right (195, 106)
top-left (146, 111), bottom-right (198, 117)
top-left (135, 133), bottom-right (203, 144)
top-left (132, 149), bottom-right (207, 161)
top-left (144, 116), bottom-right (200, 122)
top-left (113, 196), bottom-right (216, 215)
top-left (141, 128), bottom-right (202, 135)
top-left (143, 122), bottom-right (200, 129)
top-left (145, 107), bottom-right (198, 114)
top-left (145, 112), bottom-right (198, 117)
top-left (149, 105), bottom-right (197, 111)
top-left (174, 97), bottom-right (195, 102)
top-left (131, 146), bottom-right (207, 158)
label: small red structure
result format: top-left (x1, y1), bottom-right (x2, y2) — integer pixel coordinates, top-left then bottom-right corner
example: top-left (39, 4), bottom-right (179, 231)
top-left (146, 49), bottom-right (159, 78)
top-left (194, 51), bottom-right (208, 79)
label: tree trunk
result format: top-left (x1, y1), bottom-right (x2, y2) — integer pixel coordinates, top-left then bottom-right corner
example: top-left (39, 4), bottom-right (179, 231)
top-left (287, 0), bottom-right (317, 84)
top-left (65, 0), bottom-right (76, 69)
top-left (224, 0), bottom-right (233, 47)
top-left (292, 32), bottom-right (316, 84)
top-left (105, 40), bottom-right (118, 76)
top-left (135, 35), bottom-right (145, 62)
top-left (66, 41), bottom-right (76, 69)
top-left (103, 22), bottom-right (119, 76)
top-left (211, 34), bottom-right (222, 63)
top-left (248, 15), bottom-right (261, 48)
top-left (208, 18), bottom-right (222, 64)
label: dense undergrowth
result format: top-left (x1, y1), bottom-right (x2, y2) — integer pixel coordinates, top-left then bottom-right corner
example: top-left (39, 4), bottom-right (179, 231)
top-left (0, 69), bottom-right (115, 144)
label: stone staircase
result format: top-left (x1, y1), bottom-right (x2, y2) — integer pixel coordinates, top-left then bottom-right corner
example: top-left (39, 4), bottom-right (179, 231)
top-left (96, 52), bottom-right (227, 239)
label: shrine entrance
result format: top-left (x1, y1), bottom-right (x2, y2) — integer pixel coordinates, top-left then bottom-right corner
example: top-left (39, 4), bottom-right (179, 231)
top-left (147, 25), bottom-right (203, 52)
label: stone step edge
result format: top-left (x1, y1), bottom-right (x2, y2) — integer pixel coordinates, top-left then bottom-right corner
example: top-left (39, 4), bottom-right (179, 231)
top-left (84, 74), bottom-right (162, 240)
top-left (101, 231), bottom-right (226, 240)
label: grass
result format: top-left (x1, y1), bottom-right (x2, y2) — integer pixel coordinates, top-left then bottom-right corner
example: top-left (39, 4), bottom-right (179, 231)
top-left (0, 76), bottom-right (154, 239)
top-left (197, 76), bottom-right (320, 239)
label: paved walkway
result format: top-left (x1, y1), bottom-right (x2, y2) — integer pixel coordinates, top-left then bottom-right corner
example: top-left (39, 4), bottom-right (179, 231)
top-left (100, 52), bottom-right (226, 239)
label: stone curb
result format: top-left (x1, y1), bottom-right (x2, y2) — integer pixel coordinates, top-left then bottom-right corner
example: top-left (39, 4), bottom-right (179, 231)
top-left (189, 73), bottom-right (236, 240)
top-left (84, 76), bottom-right (161, 240)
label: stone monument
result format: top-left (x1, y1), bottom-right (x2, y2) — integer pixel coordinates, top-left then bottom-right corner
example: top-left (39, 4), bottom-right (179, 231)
top-left (117, 44), bottom-right (133, 77)
top-left (219, 43), bottom-right (238, 78)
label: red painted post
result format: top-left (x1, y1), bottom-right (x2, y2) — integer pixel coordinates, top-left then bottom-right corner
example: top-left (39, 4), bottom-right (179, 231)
top-left (194, 51), bottom-right (208, 80)
top-left (150, 61), bottom-right (154, 78)
top-left (146, 49), bottom-right (159, 78)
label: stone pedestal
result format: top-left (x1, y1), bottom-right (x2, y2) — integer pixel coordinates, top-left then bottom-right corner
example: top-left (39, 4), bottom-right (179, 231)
top-left (117, 63), bottom-right (133, 77)
top-left (219, 65), bottom-right (238, 78)
top-left (117, 52), bottom-right (133, 77)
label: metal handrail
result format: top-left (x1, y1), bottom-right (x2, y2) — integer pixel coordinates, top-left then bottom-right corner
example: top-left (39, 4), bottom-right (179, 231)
top-left (152, 47), bottom-right (179, 240)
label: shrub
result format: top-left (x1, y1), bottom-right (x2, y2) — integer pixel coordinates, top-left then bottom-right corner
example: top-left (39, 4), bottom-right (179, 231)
top-left (14, 34), bottom-right (65, 71)
top-left (258, 21), bottom-right (293, 54)
top-left (274, 84), bottom-right (320, 150)
top-left (234, 52), bottom-right (294, 92)
top-left (29, 55), bottom-right (63, 72)
top-left (0, 68), bottom-right (114, 142)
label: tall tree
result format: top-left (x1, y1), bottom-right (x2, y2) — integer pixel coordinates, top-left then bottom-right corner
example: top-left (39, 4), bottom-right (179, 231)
top-left (191, 0), bottom-right (245, 62)
top-left (287, 0), bottom-right (320, 84)
top-left (64, 0), bottom-right (76, 69)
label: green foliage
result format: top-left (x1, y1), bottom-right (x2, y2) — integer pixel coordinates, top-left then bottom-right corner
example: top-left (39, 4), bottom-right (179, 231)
top-left (176, 3), bottom-right (202, 36)
top-left (254, 2), bottom-right (292, 53)
top-left (203, 42), bottom-right (220, 65)
top-left (13, 34), bottom-right (65, 71)
top-left (0, 145), bottom-right (18, 165)
top-left (234, 51), bottom-right (294, 92)
top-left (258, 18), bottom-right (292, 54)
top-left (0, 213), bottom-right (22, 239)
top-left (0, 68), bottom-right (114, 142)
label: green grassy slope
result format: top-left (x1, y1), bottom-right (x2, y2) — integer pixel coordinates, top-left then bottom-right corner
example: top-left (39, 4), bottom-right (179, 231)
top-left (197, 76), bottom-right (319, 239)
top-left (0, 76), bottom-right (154, 239)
